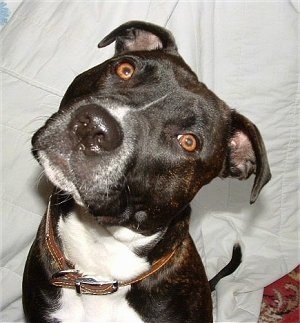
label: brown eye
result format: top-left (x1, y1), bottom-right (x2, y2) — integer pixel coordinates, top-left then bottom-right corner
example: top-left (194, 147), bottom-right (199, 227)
top-left (177, 134), bottom-right (199, 152)
top-left (116, 62), bottom-right (135, 80)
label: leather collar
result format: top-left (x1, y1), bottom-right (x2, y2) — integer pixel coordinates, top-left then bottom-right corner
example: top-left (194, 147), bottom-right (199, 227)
top-left (45, 196), bottom-right (175, 295)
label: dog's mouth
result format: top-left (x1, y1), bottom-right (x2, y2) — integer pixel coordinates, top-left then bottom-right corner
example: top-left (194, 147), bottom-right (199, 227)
top-left (36, 149), bottom-right (150, 224)
top-left (37, 151), bottom-right (173, 233)
top-left (81, 184), bottom-right (152, 223)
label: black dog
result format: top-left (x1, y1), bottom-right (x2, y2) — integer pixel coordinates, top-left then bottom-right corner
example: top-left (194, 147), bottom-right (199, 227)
top-left (23, 21), bottom-right (271, 323)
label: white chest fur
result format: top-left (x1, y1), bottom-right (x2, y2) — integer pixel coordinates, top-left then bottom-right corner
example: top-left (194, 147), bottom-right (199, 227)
top-left (51, 207), bottom-right (159, 322)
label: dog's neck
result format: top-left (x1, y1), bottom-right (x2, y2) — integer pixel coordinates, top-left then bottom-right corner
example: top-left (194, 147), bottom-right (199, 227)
top-left (57, 203), bottom-right (162, 282)
top-left (46, 192), bottom-right (191, 288)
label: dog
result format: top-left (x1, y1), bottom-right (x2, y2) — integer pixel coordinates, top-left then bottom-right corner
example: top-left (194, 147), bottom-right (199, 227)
top-left (22, 21), bottom-right (271, 323)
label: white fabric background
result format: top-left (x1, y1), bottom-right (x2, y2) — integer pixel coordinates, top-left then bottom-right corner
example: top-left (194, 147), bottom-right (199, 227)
top-left (1, 1), bottom-right (299, 322)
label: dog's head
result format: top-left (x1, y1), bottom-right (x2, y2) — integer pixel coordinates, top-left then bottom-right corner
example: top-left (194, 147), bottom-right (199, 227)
top-left (32, 21), bottom-right (271, 234)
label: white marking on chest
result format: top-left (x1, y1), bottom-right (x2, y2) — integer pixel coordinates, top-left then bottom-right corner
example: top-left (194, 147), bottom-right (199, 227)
top-left (51, 207), bottom-right (159, 322)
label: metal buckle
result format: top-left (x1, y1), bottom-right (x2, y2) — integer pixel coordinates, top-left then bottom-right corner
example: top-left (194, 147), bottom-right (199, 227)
top-left (75, 277), bottom-right (119, 294)
top-left (51, 270), bottom-right (119, 295)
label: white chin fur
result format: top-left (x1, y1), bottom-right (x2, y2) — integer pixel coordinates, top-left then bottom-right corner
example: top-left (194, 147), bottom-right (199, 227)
top-left (38, 151), bottom-right (84, 205)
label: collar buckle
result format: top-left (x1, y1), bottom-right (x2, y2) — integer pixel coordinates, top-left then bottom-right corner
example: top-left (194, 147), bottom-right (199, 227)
top-left (75, 277), bottom-right (119, 295)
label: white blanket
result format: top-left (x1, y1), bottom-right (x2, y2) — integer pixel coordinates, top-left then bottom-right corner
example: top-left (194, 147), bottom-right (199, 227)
top-left (1, 1), bottom-right (299, 322)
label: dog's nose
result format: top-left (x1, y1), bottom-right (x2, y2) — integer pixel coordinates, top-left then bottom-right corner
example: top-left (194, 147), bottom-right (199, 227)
top-left (69, 104), bottom-right (123, 155)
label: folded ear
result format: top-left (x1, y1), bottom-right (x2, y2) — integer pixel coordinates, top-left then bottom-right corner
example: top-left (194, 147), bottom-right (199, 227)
top-left (98, 20), bottom-right (177, 54)
top-left (220, 110), bottom-right (271, 204)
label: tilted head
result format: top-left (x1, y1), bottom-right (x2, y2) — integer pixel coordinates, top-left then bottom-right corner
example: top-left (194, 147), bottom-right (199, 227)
top-left (32, 21), bottom-right (271, 234)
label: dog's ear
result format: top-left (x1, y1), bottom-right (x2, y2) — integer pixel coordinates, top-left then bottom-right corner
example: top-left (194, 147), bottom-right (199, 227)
top-left (98, 20), bottom-right (177, 54)
top-left (220, 110), bottom-right (271, 204)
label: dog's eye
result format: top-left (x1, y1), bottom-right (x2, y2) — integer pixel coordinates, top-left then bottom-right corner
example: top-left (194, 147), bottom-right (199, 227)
top-left (116, 62), bottom-right (135, 80)
top-left (177, 134), bottom-right (199, 152)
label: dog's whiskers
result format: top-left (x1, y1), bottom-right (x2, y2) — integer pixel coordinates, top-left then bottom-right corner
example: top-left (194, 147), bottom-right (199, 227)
top-left (55, 193), bottom-right (73, 206)
top-left (35, 170), bottom-right (46, 188)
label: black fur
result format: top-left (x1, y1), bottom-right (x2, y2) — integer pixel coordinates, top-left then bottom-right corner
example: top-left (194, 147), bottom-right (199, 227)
top-left (23, 21), bottom-right (270, 322)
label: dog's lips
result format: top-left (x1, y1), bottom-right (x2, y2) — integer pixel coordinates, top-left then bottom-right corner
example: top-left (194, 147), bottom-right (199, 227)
top-left (36, 145), bottom-right (133, 214)
top-left (92, 206), bottom-right (149, 229)
top-left (81, 190), bottom-right (150, 225)
top-left (36, 150), bottom-right (87, 206)
top-left (93, 214), bottom-right (127, 226)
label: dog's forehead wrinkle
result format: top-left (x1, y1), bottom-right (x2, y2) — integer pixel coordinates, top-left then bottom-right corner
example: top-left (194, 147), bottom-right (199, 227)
top-left (139, 93), bottom-right (170, 111)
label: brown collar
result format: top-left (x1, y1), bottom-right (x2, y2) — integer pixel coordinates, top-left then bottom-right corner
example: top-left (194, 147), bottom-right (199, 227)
top-left (45, 196), bottom-right (175, 295)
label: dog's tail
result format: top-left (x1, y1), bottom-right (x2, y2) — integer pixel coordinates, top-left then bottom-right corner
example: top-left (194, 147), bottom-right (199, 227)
top-left (209, 244), bottom-right (242, 291)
